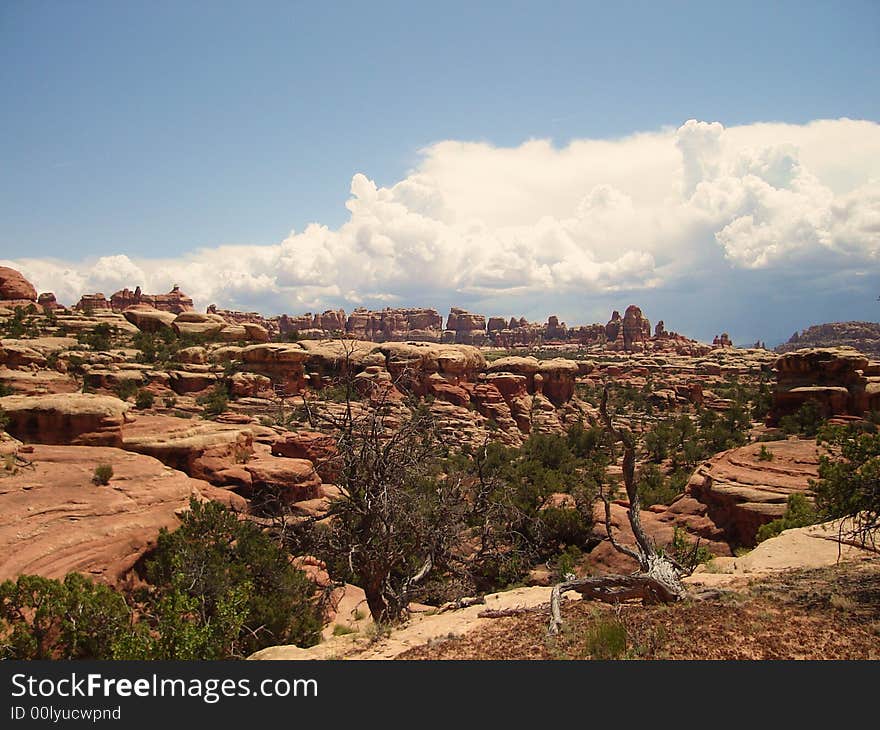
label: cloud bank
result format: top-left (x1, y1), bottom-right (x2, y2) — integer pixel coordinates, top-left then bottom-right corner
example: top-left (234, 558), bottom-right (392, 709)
top-left (4, 118), bottom-right (880, 344)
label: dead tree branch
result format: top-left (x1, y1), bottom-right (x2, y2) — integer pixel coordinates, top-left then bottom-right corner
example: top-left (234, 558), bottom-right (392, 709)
top-left (548, 384), bottom-right (688, 635)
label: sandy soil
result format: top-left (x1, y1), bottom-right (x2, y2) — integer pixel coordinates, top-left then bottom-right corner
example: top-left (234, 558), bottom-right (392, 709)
top-left (397, 559), bottom-right (880, 660)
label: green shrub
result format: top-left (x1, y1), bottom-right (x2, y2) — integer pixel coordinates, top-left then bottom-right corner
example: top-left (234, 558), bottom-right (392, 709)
top-left (0, 573), bottom-right (131, 659)
top-left (636, 464), bottom-right (687, 507)
top-left (779, 400), bottom-right (825, 437)
top-left (812, 426), bottom-right (880, 543)
top-left (77, 322), bottom-right (115, 351)
top-left (143, 499), bottom-right (322, 658)
top-left (539, 507), bottom-right (592, 549)
top-left (196, 384), bottom-right (229, 417)
top-left (755, 494), bottom-right (819, 543)
top-left (113, 379), bottom-right (140, 401)
top-left (93, 464), bottom-right (114, 485)
top-left (662, 526), bottom-right (713, 569)
top-left (758, 444), bottom-right (774, 461)
top-left (135, 388), bottom-right (155, 410)
top-left (555, 545), bottom-right (583, 579)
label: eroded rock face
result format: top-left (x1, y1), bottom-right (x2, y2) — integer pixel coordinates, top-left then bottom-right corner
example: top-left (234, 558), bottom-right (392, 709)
top-left (111, 285), bottom-right (193, 314)
top-left (0, 266), bottom-right (37, 302)
top-left (445, 308), bottom-right (487, 345)
top-left (537, 359), bottom-right (579, 405)
top-left (770, 347), bottom-right (879, 421)
top-left (173, 311), bottom-right (227, 338)
top-left (605, 310), bottom-right (622, 342)
top-left (74, 293), bottom-right (111, 311)
top-left (121, 415), bottom-right (254, 486)
top-left (621, 305), bottom-right (651, 351)
top-left (0, 393), bottom-right (131, 446)
top-left (242, 457), bottom-right (322, 504)
top-left (776, 321), bottom-right (880, 359)
top-left (123, 305), bottom-right (177, 332)
top-left (37, 292), bottom-right (60, 310)
top-left (687, 439), bottom-right (820, 546)
top-left (0, 445), bottom-right (210, 583)
top-left (271, 431), bottom-right (339, 482)
top-left (345, 308), bottom-right (443, 342)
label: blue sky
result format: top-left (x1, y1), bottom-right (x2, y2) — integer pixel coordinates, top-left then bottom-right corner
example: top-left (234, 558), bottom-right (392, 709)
top-left (1, 1), bottom-right (879, 344)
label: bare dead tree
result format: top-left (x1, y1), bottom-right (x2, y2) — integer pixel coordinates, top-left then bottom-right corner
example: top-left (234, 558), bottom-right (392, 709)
top-left (278, 339), bottom-right (473, 624)
top-left (547, 384), bottom-right (689, 635)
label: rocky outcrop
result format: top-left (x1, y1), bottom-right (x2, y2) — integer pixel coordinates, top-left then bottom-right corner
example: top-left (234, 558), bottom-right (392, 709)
top-left (241, 457), bottom-right (322, 504)
top-left (208, 306), bottom-right (276, 340)
top-left (598, 305), bottom-right (653, 352)
top-left (0, 366), bottom-right (79, 395)
top-left (776, 321), bottom-right (880, 359)
top-left (37, 292), bottom-right (60, 310)
top-left (280, 310), bottom-right (346, 337)
top-left (110, 285), bottom-right (193, 314)
top-left (74, 293), bottom-right (112, 311)
top-left (229, 371), bottom-right (272, 397)
top-left (621, 305), bottom-right (651, 351)
top-left (219, 302), bottom-right (706, 353)
top-left (444, 308), bottom-right (487, 345)
top-left (118, 415), bottom-right (262, 494)
top-left (0, 444), bottom-right (211, 583)
top-left (271, 431), bottom-right (340, 482)
top-left (0, 393), bottom-right (131, 446)
top-left (123, 304), bottom-right (177, 332)
top-left (605, 310), bottom-right (622, 342)
top-left (484, 356), bottom-right (578, 404)
top-left (769, 347), bottom-right (880, 422)
top-left (172, 311), bottom-right (227, 338)
top-left (345, 308), bottom-right (442, 342)
top-left (687, 439), bottom-right (820, 546)
top-left (0, 266), bottom-right (37, 304)
top-left (536, 358), bottom-right (579, 405)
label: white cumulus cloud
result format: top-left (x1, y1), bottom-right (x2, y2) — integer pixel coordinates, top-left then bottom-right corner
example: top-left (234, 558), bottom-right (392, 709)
top-left (3, 117), bottom-right (879, 343)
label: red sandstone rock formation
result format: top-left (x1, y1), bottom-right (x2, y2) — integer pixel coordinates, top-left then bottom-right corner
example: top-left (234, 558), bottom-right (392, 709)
top-left (123, 304), bottom-right (177, 332)
top-left (74, 293), bottom-right (111, 311)
top-left (687, 439), bottom-right (820, 546)
top-left (586, 500), bottom-right (731, 575)
top-left (769, 347), bottom-right (880, 422)
top-left (605, 310), bottom-right (622, 342)
top-left (110, 285), bottom-right (194, 314)
top-left (445, 308), bottom-right (487, 345)
top-left (346, 308), bottom-right (442, 342)
top-left (621, 304), bottom-right (651, 351)
top-left (0, 444), bottom-right (213, 584)
top-left (271, 430), bottom-right (340, 482)
top-left (121, 414), bottom-right (255, 487)
top-left (0, 266), bottom-right (37, 303)
top-left (0, 393), bottom-right (131, 447)
top-left (37, 292), bottom-right (61, 310)
top-left (775, 321), bottom-right (880, 359)
top-left (209, 306), bottom-right (277, 339)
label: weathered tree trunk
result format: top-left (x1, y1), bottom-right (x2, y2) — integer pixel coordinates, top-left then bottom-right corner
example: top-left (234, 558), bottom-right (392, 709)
top-left (547, 385), bottom-right (687, 635)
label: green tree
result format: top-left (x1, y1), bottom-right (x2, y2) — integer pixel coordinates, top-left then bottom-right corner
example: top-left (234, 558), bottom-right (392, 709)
top-left (812, 426), bottom-right (880, 545)
top-left (144, 499), bottom-right (322, 657)
top-left (0, 573), bottom-right (131, 659)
